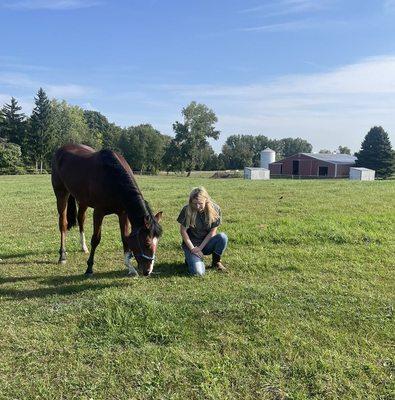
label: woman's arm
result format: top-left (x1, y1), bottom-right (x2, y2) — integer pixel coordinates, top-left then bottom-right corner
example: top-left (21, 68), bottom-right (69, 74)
top-left (180, 225), bottom-right (204, 258)
top-left (198, 227), bottom-right (217, 251)
top-left (180, 225), bottom-right (194, 250)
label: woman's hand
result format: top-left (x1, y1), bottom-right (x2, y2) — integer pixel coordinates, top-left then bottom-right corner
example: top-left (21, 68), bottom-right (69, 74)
top-left (191, 247), bottom-right (204, 259)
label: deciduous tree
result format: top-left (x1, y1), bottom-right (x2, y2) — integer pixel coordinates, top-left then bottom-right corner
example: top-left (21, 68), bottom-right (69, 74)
top-left (172, 101), bottom-right (220, 175)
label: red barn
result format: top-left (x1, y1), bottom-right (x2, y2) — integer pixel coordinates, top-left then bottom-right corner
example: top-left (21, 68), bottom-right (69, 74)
top-left (269, 153), bottom-right (357, 178)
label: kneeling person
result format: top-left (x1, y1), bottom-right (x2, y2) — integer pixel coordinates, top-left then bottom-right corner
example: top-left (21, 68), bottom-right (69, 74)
top-left (177, 187), bottom-right (228, 276)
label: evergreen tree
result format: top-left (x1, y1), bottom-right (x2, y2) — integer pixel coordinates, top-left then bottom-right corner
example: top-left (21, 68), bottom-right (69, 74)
top-left (0, 97), bottom-right (26, 146)
top-left (28, 88), bottom-right (51, 172)
top-left (355, 126), bottom-right (395, 178)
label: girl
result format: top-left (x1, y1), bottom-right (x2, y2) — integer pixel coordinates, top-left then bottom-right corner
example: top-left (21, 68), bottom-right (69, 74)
top-left (177, 187), bottom-right (228, 276)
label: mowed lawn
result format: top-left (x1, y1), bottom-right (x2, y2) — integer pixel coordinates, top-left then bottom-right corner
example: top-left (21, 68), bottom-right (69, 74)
top-left (0, 174), bottom-right (394, 400)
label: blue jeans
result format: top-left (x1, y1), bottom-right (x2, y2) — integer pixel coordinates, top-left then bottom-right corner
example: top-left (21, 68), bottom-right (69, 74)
top-left (183, 232), bottom-right (228, 276)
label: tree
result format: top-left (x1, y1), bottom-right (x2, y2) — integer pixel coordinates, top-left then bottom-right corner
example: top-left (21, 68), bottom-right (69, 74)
top-left (338, 145), bottom-right (351, 155)
top-left (221, 135), bottom-right (256, 169)
top-left (279, 137), bottom-right (312, 158)
top-left (172, 101), bottom-right (220, 175)
top-left (0, 139), bottom-right (25, 174)
top-left (42, 100), bottom-right (98, 168)
top-left (27, 88), bottom-right (51, 172)
top-left (0, 97), bottom-right (26, 146)
top-left (84, 109), bottom-right (121, 150)
top-left (119, 124), bottom-right (169, 174)
top-left (162, 139), bottom-right (185, 173)
top-left (355, 126), bottom-right (395, 178)
top-left (220, 134), bottom-right (313, 168)
top-left (319, 149), bottom-right (332, 154)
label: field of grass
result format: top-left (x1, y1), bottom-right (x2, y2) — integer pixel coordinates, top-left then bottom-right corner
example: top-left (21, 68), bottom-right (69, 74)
top-left (0, 174), bottom-right (394, 399)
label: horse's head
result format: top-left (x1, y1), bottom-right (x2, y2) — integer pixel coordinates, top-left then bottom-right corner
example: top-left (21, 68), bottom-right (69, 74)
top-left (128, 211), bottom-right (163, 276)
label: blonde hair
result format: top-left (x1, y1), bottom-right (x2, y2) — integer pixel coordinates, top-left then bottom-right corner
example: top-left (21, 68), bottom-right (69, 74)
top-left (185, 187), bottom-right (219, 228)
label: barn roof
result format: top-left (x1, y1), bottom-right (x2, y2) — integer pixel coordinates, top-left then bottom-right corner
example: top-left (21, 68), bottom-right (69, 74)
top-left (301, 153), bottom-right (357, 164)
top-left (270, 153), bottom-right (357, 165)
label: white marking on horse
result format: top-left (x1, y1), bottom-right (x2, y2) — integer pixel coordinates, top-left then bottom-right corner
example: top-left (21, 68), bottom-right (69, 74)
top-left (147, 237), bottom-right (158, 275)
top-left (80, 232), bottom-right (89, 253)
top-left (124, 252), bottom-right (138, 277)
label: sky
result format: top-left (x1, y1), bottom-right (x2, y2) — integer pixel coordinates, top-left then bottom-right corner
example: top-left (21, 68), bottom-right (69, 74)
top-left (1, 0), bottom-right (395, 153)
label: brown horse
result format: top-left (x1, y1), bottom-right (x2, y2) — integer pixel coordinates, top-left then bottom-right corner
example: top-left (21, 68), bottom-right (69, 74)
top-left (51, 144), bottom-right (162, 276)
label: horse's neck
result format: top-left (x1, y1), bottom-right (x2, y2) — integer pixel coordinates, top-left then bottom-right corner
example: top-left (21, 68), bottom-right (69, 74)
top-left (126, 199), bottom-right (146, 227)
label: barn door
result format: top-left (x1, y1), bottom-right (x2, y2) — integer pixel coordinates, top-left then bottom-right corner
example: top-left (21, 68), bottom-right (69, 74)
top-left (292, 160), bottom-right (299, 175)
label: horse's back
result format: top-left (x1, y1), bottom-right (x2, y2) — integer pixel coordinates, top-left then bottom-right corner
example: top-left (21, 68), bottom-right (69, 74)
top-left (52, 145), bottom-right (101, 203)
top-left (51, 145), bottom-right (131, 212)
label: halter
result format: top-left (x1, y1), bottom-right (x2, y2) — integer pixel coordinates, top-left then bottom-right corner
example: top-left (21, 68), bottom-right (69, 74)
top-left (128, 227), bottom-right (156, 262)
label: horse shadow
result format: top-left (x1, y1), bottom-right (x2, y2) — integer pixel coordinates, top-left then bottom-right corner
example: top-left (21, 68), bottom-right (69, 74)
top-left (0, 262), bottom-right (187, 299)
top-left (150, 262), bottom-right (187, 278)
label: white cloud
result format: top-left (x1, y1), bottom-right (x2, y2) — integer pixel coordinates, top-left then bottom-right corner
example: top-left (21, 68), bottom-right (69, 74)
top-left (46, 84), bottom-right (94, 98)
top-left (240, 19), bottom-right (324, 32)
top-left (241, 0), bottom-right (332, 16)
top-left (127, 55), bottom-right (395, 152)
top-left (1, 0), bottom-right (102, 10)
top-left (81, 102), bottom-right (97, 111)
top-left (0, 71), bottom-right (94, 99)
top-left (2, 55), bottom-right (395, 153)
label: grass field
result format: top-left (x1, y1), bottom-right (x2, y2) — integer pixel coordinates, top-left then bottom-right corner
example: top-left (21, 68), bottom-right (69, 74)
top-left (0, 174), bottom-right (394, 399)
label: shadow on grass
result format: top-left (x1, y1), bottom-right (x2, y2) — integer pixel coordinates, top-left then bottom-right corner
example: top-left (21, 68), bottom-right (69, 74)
top-left (0, 248), bottom-right (89, 262)
top-left (0, 260), bottom-right (55, 266)
top-left (0, 250), bottom-right (53, 260)
top-left (0, 262), bottom-right (188, 299)
top-left (150, 262), bottom-right (187, 278)
top-left (0, 281), bottom-right (132, 299)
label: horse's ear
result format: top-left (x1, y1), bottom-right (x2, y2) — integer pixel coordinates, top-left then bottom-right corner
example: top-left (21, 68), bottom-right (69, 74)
top-left (154, 211), bottom-right (163, 222)
top-left (144, 215), bottom-right (150, 229)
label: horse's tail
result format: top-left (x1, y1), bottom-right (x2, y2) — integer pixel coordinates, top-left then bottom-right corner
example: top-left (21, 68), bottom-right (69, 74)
top-left (67, 195), bottom-right (77, 230)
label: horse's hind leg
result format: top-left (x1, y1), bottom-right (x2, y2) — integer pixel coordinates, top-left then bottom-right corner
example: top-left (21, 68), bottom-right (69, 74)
top-left (56, 192), bottom-right (69, 264)
top-left (77, 204), bottom-right (89, 253)
top-left (86, 209), bottom-right (104, 276)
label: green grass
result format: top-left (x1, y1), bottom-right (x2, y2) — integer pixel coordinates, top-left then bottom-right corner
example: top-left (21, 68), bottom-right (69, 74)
top-left (0, 175), bottom-right (394, 399)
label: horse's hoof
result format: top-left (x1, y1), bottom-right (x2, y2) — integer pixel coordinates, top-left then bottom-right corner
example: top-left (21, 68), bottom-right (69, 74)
top-left (58, 259), bottom-right (67, 265)
top-left (84, 272), bottom-right (93, 277)
top-left (82, 247), bottom-right (89, 254)
top-left (128, 271), bottom-right (139, 278)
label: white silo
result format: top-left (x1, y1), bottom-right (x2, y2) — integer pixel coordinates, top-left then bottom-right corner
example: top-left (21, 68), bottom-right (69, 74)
top-left (260, 148), bottom-right (275, 169)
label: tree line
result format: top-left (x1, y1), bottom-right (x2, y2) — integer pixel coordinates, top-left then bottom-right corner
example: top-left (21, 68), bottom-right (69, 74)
top-left (1, 89), bottom-right (394, 177)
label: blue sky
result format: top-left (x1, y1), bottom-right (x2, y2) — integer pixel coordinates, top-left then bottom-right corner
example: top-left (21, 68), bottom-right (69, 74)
top-left (1, 0), bottom-right (395, 153)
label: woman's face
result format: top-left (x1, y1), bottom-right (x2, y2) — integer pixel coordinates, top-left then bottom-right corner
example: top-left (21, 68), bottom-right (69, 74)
top-left (191, 196), bottom-right (206, 212)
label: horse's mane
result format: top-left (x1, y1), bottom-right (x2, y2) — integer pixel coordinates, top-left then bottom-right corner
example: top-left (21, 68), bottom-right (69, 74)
top-left (100, 149), bottom-right (162, 237)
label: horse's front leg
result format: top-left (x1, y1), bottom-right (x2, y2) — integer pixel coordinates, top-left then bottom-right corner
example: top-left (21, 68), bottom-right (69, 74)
top-left (85, 209), bottom-right (104, 276)
top-left (118, 212), bottom-right (138, 277)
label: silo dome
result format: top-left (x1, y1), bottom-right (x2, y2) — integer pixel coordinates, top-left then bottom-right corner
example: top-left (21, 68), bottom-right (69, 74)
top-left (260, 148), bottom-right (275, 169)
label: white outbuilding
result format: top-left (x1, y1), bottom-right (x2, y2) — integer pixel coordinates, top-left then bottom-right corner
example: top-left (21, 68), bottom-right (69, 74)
top-left (349, 167), bottom-right (375, 181)
top-left (244, 167), bottom-right (270, 180)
